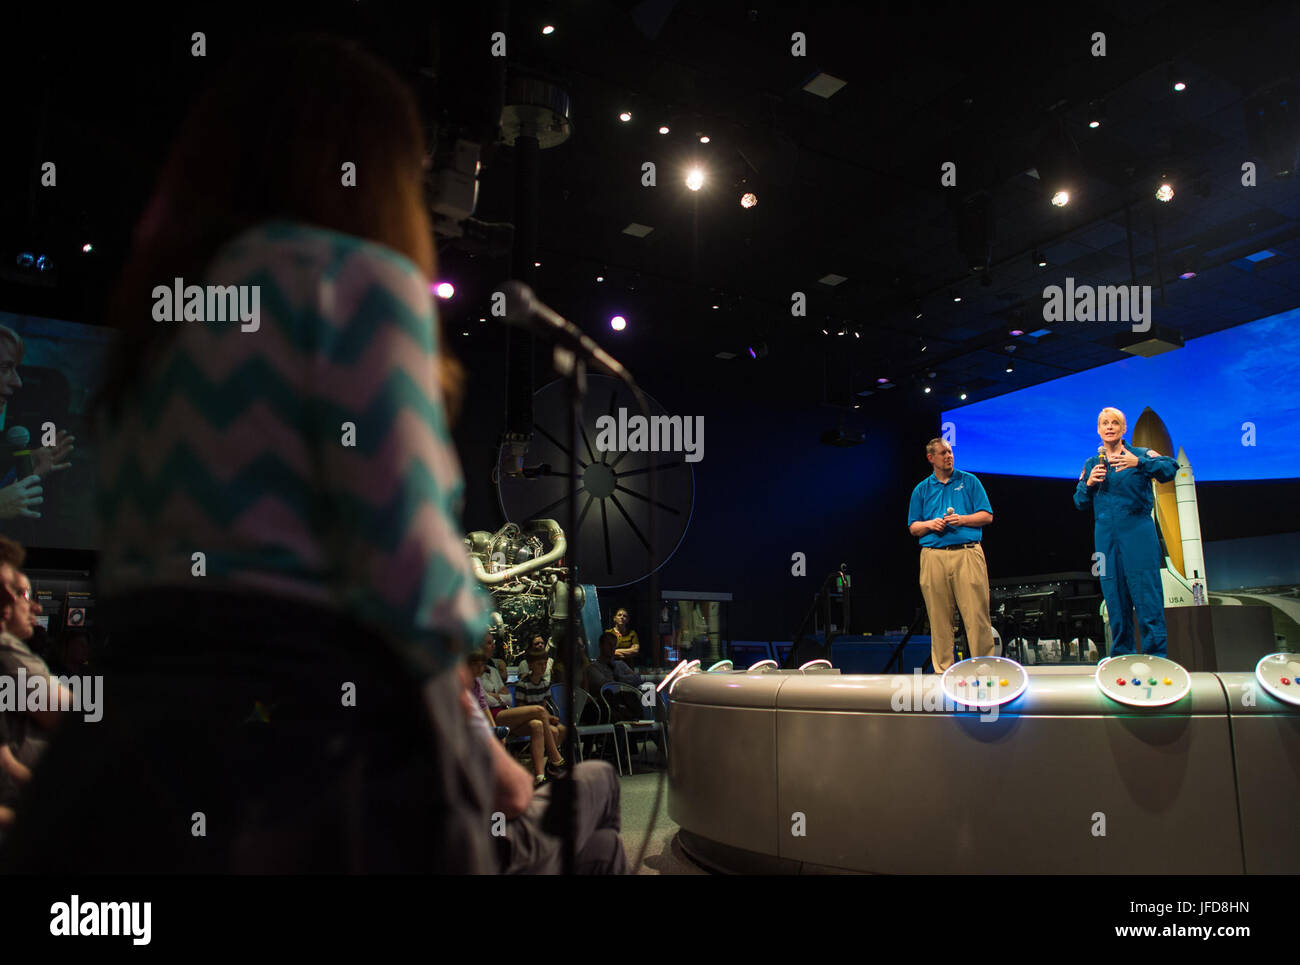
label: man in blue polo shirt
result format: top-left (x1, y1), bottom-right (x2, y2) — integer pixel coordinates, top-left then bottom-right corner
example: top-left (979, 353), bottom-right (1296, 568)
top-left (907, 438), bottom-right (995, 672)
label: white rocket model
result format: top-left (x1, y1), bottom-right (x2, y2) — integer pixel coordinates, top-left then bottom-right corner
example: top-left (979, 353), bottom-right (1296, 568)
top-left (1175, 447), bottom-right (1207, 605)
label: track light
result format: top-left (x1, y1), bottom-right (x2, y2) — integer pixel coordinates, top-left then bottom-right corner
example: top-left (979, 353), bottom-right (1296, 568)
top-left (1156, 182), bottom-right (1174, 202)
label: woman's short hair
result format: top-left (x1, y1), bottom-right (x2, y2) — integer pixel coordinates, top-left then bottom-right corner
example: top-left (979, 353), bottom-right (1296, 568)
top-left (1097, 407), bottom-right (1127, 431)
top-left (0, 325), bottom-right (25, 364)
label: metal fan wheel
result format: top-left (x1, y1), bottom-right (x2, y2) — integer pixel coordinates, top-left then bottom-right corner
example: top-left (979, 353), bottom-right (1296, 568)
top-left (497, 374), bottom-right (694, 588)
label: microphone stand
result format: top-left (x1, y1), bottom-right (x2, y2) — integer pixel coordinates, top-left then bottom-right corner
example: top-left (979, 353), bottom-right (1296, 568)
top-left (551, 344), bottom-right (584, 877)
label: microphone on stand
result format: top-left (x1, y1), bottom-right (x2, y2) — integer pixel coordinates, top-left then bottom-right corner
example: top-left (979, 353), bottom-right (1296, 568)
top-left (499, 281), bottom-right (629, 379)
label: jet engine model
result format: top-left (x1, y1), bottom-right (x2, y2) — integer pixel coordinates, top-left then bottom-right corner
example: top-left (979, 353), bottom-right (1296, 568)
top-left (465, 519), bottom-right (584, 664)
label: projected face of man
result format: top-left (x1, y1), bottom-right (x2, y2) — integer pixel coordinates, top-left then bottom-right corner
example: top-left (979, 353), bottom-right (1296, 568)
top-left (0, 564), bottom-right (41, 641)
top-left (0, 340), bottom-right (23, 430)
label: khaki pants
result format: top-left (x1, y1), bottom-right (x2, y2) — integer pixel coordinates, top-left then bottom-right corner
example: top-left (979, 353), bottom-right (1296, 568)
top-left (920, 544), bottom-right (994, 672)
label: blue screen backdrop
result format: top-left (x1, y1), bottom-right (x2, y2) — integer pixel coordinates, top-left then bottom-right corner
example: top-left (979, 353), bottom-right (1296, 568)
top-left (942, 306), bottom-right (1300, 481)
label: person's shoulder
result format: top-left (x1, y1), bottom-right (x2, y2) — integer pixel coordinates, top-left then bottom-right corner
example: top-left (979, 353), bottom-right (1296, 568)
top-left (958, 469), bottom-right (984, 484)
top-left (219, 220), bottom-right (428, 300)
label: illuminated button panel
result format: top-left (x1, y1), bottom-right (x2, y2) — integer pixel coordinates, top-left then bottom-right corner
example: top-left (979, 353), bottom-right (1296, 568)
top-left (941, 655), bottom-right (1028, 708)
top-left (1255, 653), bottom-right (1300, 708)
top-left (1095, 655), bottom-right (1190, 707)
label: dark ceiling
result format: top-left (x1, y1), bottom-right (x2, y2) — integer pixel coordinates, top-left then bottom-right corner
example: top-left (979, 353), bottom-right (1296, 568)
top-left (1, 0), bottom-right (1297, 413)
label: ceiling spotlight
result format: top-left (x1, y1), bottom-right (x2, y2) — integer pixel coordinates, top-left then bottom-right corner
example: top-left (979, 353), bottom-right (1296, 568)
top-left (658, 125), bottom-right (670, 135)
top-left (1051, 190), bottom-right (1070, 207)
top-left (923, 385), bottom-right (932, 394)
top-left (1173, 81), bottom-right (1186, 92)
top-left (822, 328), bottom-right (829, 335)
top-left (740, 192), bottom-right (758, 208)
top-left (1034, 249), bottom-right (1047, 267)
top-left (618, 111), bottom-right (632, 122)
top-left (534, 261), bottom-right (542, 268)
top-left (747, 342), bottom-right (768, 360)
top-left (462, 331), bottom-right (470, 336)
top-left (1010, 329), bottom-right (1024, 336)
top-left (685, 168), bottom-right (705, 191)
top-left (596, 275), bottom-right (604, 282)
top-left (711, 304), bottom-right (720, 310)
top-left (1155, 183), bottom-right (1174, 202)
top-left (433, 281), bottom-right (454, 299)
top-left (959, 391), bottom-right (968, 400)
top-left (853, 330), bottom-right (860, 339)
top-left (1179, 271), bottom-right (1196, 280)
top-left (81, 242), bottom-right (93, 253)
top-left (1087, 98), bottom-right (1106, 129)
top-left (877, 377), bottom-right (889, 384)
top-left (610, 315), bottom-right (627, 331)
top-left (699, 135), bottom-right (710, 144)
top-left (952, 292), bottom-right (962, 302)
top-left (542, 24), bottom-right (555, 35)
top-left (1005, 361), bottom-right (1014, 373)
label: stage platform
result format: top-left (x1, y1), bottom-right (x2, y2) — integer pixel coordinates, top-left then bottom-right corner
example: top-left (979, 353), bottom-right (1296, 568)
top-left (666, 664), bottom-right (1300, 874)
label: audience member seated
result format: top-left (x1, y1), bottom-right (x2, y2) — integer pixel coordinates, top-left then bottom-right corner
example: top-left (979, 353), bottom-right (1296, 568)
top-left (0, 714), bottom-right (33, 830)
top-left (478, 634), bottom-right (512, 710)
top-left (458, 667), bottom-right (626, 874)
top-left (481, 630), bottom-right (509, 682)
top-left (586, 631), bottom-right (643, 694)
top-left (515, 634), bottom-right (553, 684)
top-left (607, 608), bottom-right (640, 665)
top-left (470, 648), bottom-right (566, 787)
top-left (0, 537), bottom-right (72, 818)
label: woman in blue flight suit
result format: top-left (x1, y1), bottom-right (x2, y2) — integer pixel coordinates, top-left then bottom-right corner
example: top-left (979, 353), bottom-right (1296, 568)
top-left (1073, 407), bottom-right (1178, 656)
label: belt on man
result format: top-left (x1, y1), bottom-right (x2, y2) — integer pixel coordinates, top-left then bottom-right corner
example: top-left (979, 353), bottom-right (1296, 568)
top-left (931, 542), bottom-right (976, 550)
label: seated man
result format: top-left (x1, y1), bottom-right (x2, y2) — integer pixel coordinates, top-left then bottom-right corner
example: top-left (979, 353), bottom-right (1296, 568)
top-left (478, 633), bottom-right (512, 710)
top-left (585, 631), bottom-right (643, 694)
top-left (0, 536), bottom-right (71, 815)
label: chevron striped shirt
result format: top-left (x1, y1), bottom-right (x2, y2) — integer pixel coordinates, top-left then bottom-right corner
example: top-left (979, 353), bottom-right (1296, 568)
top-left (96, 220), bottom-right (490, 676)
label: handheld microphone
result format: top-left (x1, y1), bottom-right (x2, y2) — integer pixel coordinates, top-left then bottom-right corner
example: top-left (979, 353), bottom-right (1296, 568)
top-left (1097, 445), bottom-right (1108, 475)
top-left (499, 281), bottom-right (628, 379)
top-left (5, 426), bottom-right (33, 477)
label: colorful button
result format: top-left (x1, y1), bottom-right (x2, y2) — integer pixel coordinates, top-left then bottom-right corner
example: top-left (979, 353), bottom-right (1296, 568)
top-left (1163, 677), bottom-right (1172, 685)
top-left (1132, 678), bottom-right (1142, 685)
top-left (1000, 679), bottom-right (1009, 686)
top-left (957, 680), bottom-right (966, 687)
top-left (1282, 677), bottom-right (1292, 686)
top-left (1148, 678), bottom-right (1158, 686)
top-left (1117, 678), bottom-right (1127, 686)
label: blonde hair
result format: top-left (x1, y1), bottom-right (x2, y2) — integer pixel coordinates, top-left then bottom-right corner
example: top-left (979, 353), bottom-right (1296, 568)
top-left (0, 325), bottom-right (25, 364)
top-left (925, 438), bottom-right (950, 456)
top-left (1097, 407), bottom-right (1127, 431)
